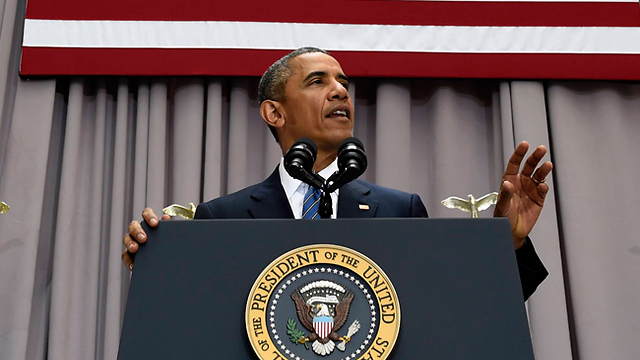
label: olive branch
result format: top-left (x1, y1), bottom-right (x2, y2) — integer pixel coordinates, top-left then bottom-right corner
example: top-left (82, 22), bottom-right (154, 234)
top-left (286, 318), bottom-right (308, 349)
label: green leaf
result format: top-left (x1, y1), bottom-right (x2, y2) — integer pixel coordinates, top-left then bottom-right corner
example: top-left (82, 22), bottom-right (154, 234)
top-left (286, 318), bottom-right (306, 344)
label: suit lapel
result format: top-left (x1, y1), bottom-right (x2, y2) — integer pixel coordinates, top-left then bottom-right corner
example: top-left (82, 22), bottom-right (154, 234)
top-left (337, 180), bottom-right (378, 218)
top-left (248, 168), bottom-right (294, 219)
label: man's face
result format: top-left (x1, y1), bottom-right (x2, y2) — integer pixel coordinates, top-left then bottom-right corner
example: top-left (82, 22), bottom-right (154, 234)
top-left (277, 53), bottom-right (354, 153)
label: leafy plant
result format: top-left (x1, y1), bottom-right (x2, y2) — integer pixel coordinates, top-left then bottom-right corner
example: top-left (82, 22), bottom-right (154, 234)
top-left (286, 318), bottom-right (307, 348)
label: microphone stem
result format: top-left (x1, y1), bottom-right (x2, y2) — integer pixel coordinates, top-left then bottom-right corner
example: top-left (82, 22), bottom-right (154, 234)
top-left (319, 190), bottom-right (333, 219)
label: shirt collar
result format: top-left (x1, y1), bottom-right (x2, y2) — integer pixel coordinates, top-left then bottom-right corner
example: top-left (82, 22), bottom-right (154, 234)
top-left (279, 157), bottom-right (339, 200)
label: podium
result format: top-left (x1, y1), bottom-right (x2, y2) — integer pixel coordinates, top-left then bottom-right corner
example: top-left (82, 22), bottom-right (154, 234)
top-left (118, 218), bottom-right (534, 359)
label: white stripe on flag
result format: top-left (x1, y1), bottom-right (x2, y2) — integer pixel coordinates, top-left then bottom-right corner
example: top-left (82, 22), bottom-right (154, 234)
top-left (23, 19), bottom-right (640, 54)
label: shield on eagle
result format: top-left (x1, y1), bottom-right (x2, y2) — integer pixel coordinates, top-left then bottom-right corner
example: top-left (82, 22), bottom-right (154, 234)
top-left (313, 315), bottom-right (334, 339)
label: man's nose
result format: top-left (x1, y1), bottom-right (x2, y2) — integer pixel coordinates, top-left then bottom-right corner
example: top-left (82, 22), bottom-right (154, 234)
top-left (329, 81), bottom-right (349, 100)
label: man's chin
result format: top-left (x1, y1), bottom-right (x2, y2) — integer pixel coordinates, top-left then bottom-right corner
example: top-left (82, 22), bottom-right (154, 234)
top-left (319, 133), bottom-right (354, 151)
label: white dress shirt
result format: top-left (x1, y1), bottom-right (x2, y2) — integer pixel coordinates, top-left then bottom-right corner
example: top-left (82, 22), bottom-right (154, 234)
top-left (278, 158), bottom-right (339, 219)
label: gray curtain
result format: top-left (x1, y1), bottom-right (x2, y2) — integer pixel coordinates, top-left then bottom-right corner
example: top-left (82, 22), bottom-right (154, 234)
top-left (1, 1), bottom-right (639, 359)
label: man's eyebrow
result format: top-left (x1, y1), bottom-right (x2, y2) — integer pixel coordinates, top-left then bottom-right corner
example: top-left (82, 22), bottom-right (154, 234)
top-left (303, 71), bottom-right (326, 83)
top-left (302, 71), bottom-right (350, 83)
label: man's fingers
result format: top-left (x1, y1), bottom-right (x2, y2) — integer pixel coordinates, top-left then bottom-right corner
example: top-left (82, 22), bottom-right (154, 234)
top-left (122, 250), bottom-right (134, 271)
top-left (504, 141), bottom-right (530, 177)
top-left (128, 220), bottom-right (147, 244)
top-left (521, 145), bottom-right (547, 178)
top-left (494, 181), bottom-right (514, 216)
top-left (538, 183), bottom-right (550, 199)
top-left (122, 208), bottom-right (162, 272)
top-left (532, 161), bottom-right (553, 184)
top-left (142, 207), bottom-right (159, 227)
top-left (123, 207), bottom-right (166, 271)
top-left (123, 234), bottom-right (139, 253)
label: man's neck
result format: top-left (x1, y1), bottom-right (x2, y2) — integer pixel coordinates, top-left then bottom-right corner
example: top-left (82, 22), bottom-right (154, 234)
top-left (279, 140), bottom-right (339, 172)
top-left (313, 150), bottom-right (338, 172)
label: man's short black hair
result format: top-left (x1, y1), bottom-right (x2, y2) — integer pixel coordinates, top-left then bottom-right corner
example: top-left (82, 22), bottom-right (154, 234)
top-left (259, 47), bottom-right (330, 142)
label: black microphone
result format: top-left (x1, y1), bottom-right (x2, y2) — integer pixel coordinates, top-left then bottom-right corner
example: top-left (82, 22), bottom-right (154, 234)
top-left (284, 138), bottom-right (325, 190)
top-left (326, 137), bottom-right (368, 193)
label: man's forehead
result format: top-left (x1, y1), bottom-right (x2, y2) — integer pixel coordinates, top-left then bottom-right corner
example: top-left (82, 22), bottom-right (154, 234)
top-left (289, 53), bottom-right (346, 78)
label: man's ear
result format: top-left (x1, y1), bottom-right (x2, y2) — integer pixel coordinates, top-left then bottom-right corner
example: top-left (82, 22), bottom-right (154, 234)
top-left (260, 100), bottom-right (285, 129)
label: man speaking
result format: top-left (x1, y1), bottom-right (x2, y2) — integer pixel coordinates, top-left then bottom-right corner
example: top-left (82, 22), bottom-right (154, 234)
top-left (122, 47), bottom-right (552, 300)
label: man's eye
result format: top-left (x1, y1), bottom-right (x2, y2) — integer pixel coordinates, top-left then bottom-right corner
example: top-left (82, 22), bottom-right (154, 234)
top-left (310, 79), bottom-right (323, 85)
top-left (341, 82), bottom-right (350, 90)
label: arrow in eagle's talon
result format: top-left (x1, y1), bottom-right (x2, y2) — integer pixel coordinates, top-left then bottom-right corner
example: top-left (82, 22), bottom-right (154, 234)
top-left (337, 320), bottom-right (361, 351)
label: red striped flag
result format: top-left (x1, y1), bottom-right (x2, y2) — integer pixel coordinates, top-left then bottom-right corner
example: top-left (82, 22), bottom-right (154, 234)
top-left (313, 317), bottom-right (334, 339)
top-left (20, 0), bottom-right (640, 79)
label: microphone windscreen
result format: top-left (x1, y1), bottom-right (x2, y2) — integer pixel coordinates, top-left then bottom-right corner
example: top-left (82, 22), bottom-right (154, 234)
top-left (337, 137), bottom-right (367, 175)
top-left (284, 137), bottom-right (318, 173)
top-left (338, 137), bottom-right (364, 152)
top-left (295, 138), bottom-right (318, 154)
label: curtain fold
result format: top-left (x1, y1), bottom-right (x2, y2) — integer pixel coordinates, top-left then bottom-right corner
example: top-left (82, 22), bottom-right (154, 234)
top-left (171, 78), bottom-right (204, 205)
top-left (508, 81), bottom-right (571, 360)
top-left (0, 77), bottom-right (56, 360)
top-left (0, 0), bottom-right (25, 184)
top-left (203, 79), bottom-right (225, 201)
top-left (146, 78), bottom-right (168, 212)
top-left (546, 81), bottom-right (640, 360)
top-left (48, 77), bottom-right (99, 359)
top-left (375, 80), bottom-right (412, 190)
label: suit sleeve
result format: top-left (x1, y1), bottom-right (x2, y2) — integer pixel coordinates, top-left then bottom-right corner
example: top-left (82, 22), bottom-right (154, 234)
top-left (515, 237), bottom-right (548, 300)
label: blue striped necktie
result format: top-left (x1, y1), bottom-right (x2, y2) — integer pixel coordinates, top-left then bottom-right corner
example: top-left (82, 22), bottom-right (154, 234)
top-left (302, 186), bottom-right (322, 219)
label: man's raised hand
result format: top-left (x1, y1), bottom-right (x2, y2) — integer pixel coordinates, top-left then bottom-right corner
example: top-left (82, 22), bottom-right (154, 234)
top-left (494, 141), bottom-right (553, 249)
top-left (122, 207), bottom-right (170, 270)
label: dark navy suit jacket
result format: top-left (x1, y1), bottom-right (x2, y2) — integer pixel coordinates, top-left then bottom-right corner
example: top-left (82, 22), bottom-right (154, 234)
top-left (195, 168), bottom-right (548, 300)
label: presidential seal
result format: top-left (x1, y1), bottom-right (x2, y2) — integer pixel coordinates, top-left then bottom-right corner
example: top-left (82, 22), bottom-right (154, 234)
top-left (246, 244), bottom-right (400, 360)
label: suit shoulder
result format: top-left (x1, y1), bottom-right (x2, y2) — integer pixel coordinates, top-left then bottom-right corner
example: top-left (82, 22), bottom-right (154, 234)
top-left (353, 180), bottom-right (428, 217)
top-left (203, 184), bottom-right (261, 206)
top-left (355, 180), bottom-right (416, 200)
top-left (195, 184), bottom-right (261, 219)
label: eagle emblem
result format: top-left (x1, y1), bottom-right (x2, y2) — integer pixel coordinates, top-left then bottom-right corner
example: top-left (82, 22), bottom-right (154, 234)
top-left (441, 192), bottom-right (499, 218)
top-left (288, 280), bottom-right (361, 356)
